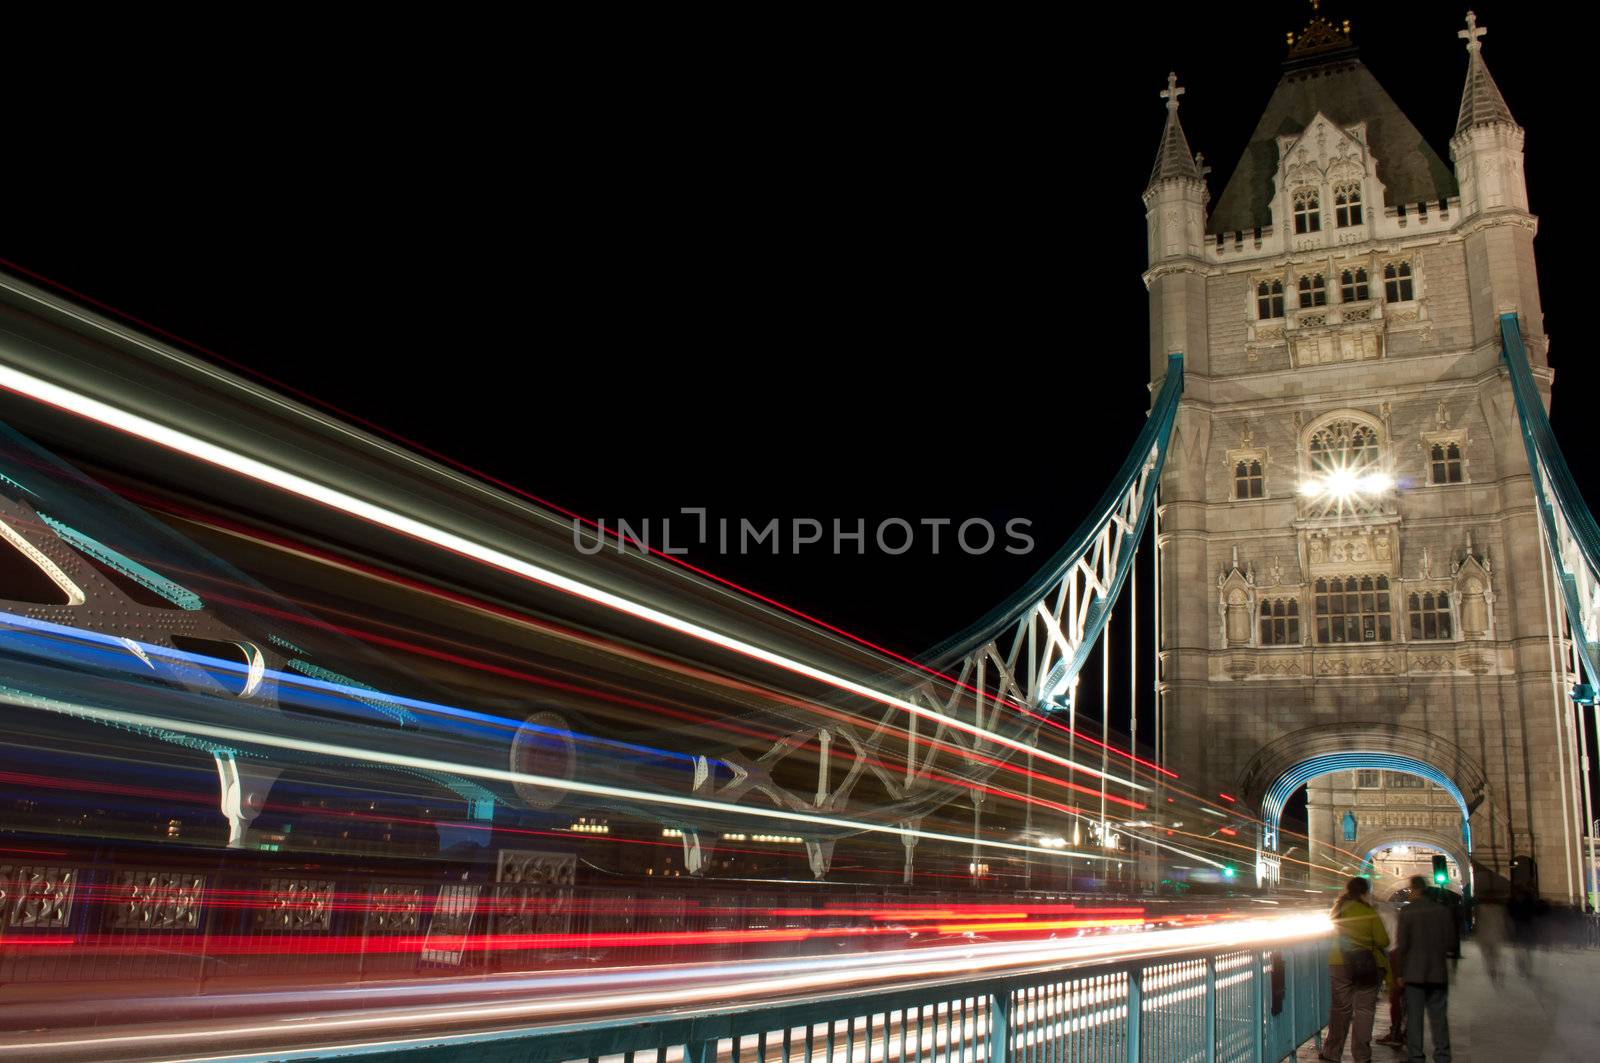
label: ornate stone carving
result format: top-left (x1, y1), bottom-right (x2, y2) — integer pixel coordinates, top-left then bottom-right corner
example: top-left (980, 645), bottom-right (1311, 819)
top-left (109, 871), bottom-right (204, 931)
top-left (0, 865), bottom-right (76, 929)
top-left (254, 877), bottom-right (334, 931)
top-left (1306, 526), bottom-right (1398, 577)
top-left (368, 884), bottom-right (424, 934)
top-left (494, 850), bottom-right (577, 937)
top-left (1218, 551), bottom-right (1256, 648)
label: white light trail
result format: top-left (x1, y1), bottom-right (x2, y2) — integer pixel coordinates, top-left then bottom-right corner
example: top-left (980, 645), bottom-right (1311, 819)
top-left (0, 686), bottom-right (1121, 864)
top-left (0, 913), bottom-right (1332, 1060)
top-left (0, 363), bottom-right (1147, 794)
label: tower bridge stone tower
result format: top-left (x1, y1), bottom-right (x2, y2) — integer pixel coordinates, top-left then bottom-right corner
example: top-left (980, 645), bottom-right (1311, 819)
top-left (1145, 11), bottom-right (1575, 899)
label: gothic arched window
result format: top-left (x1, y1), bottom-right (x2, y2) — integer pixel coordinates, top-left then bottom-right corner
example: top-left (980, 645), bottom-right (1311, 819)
top-left (1308, 419), bottom-right (1381, 476)
top-left (1383, 261), bottom-right (1415, 302)
top-left (1234, 459), bottom-right (1264, 499)
top-left (1342, 811), bottom-right (1358, 842)
top-left (1256, 279), bottom-right (1284, 320)
top-left (1314, 575), bottom-right (1392, 643)
top-left (1429, 442), bottom-right (1463, 484)
top-left (1258, 598), bottom-right (1299, 645)
top-left (1293, 188), bottom-right (1321, 234)
top-left (1340, 267), bottom-right (1369, 302)
top-left (1334, 184), bottom-right (1363, 227)
top-left (1409, 591), bottom-right (1453, 640)
top-left (1298, 273), bottom-right (1327, 308)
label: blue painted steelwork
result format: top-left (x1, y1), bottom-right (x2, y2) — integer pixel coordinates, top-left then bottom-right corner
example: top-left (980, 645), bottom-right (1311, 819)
top-left (221, 933), bottom-right (1330, 1063)
top-left (924, 354), bottom-right (1183, 706)
top-left (37, 512), bottom-right (205, 610)
top-left (1262, 752), bottom-right (1470, 852)
top-left (1501, 312), bottom-right (1600, 687)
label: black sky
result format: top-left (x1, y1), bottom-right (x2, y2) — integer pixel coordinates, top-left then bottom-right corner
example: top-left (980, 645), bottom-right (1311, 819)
top-left (1, 2), bottom-right (1584, 658)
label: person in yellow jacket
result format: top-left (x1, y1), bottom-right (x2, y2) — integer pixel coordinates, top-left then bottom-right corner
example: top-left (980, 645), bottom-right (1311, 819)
top-left (1320, 876), bottom-right (1391, 1062)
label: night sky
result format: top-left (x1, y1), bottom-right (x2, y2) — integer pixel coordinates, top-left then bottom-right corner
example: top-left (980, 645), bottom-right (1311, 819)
top-left (1, 2), bottom-right (1583, 660)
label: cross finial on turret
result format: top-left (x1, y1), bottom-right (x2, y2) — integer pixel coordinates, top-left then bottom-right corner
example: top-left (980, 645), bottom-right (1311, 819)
top-left (1460, 10), bottom-right (1486, 53)
top-left (1161, 71), bottom-right (1184, 112)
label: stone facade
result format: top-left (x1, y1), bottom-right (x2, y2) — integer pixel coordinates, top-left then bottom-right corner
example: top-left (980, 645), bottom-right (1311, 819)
top-left (1304, 769), bottom-right (1467, 894)
top-left (1145, 15), bottom-right (1581, 900)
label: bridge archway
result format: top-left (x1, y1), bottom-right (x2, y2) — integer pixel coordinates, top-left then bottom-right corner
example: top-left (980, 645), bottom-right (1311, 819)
top-left (1357, 830), bottom-right (1473, 896)
top-left (1237, 724), bottom-right (1489, 854)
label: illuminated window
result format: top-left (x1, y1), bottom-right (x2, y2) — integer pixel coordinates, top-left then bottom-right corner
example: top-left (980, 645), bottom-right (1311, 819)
top-left (1429, 442), bottom-right (1463, 484)
top-left (1298, 274), bottom-right (1327, 308)
top-left (1383, 261), bottom-right (1414, 302)
top-left (1258, 598), bottom-right (1299, 645)
top-left (1334, 184), bottom-right (1363, 227)
top-left (1340, 267), bottom-right (1369, 302)
top-left (1234, 459), bottom-right (1264, 499)
top-left (1257, 279), bottom-right (1285, 319)
top-left (1308, 420), bottom-right (1380, 476)
top-left (1315, 574), bottom-right (1392, 643)
top-left (1408, 591), bottom-right (1453, 640)
top-left (1293, 189), bottom-right (1321, 234)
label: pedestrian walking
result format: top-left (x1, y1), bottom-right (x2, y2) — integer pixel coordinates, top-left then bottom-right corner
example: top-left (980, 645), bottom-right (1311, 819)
top-left (1473, 899), bottom-right (1507, 984)
top-left (1507, 885), bottom-right (1538, 977)
top-left (1395, 874), bottom-right (1458, 1063)
top-left (1320, 876), bottom-right (1389, 1063)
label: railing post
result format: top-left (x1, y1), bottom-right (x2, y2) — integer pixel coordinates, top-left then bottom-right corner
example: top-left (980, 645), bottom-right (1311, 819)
top-left (1126, 967), bottom-right (1143, 1063)
top-left (1287, 947), bottom-right (1297, 1049)
top-left (988, 984), bottom-right (1011, 1063)
top-left (1204, 956), bottom-right (1217, 1063)
top-left (1251, 951), bottom-right (1265, 1063)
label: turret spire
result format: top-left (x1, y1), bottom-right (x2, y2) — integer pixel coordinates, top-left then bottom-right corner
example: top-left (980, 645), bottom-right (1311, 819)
top-left (1148, 72), bottom-right (1202, 188)
top-left (1455, 11), bottom-right (1516, 134)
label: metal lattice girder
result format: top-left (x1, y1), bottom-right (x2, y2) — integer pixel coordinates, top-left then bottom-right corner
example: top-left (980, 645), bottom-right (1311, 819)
top-left (709, 356), bottom-right (1184, 848)
top-left (1501, 314), bottom-right (1600, 688)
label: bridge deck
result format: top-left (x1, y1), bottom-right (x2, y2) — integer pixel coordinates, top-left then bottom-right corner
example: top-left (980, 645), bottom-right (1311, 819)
top-left (1294, 940), bottom-right (1600, 1062)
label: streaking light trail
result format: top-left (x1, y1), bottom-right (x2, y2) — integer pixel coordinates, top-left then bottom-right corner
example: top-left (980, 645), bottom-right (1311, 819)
top-left (0, 363), bottom-right (1147, 795)
top-left (0, 685), bottom-right (1126, 864)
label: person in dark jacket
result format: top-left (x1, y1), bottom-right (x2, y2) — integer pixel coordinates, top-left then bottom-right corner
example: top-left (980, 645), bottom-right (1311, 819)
top-left (1395, 875), bottom-right (1458, 1063)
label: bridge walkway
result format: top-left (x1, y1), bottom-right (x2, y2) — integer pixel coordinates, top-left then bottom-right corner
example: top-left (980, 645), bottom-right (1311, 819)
top-left (1294, 940), bottom-right (1600, 1062)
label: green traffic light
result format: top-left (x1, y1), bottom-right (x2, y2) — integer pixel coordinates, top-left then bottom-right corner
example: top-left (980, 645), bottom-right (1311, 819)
top-left (1222, 865), bottom-right (1236, 879)
top-left (1434, 871), bottom-right (1448, 884)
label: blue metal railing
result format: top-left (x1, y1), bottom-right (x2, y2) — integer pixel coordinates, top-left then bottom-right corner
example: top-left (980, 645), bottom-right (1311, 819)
top-left (275, 933), bottom-right (1330, 1063)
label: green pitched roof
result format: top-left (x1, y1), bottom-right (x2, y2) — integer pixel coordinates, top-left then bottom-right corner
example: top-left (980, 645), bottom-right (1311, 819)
top-left (1207, 56), bottom-right (1457, 236)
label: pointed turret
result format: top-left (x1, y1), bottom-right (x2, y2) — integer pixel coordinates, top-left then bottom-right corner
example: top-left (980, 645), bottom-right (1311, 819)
top-left (1142, 72), bottom-right (1210, 383)
top-left (1448, 11), bottom-right (1542, 362)
top-left (1149, 72), bottom-right (1202, 188)
top-left (1455, 10), bottom-right (1515, 134)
